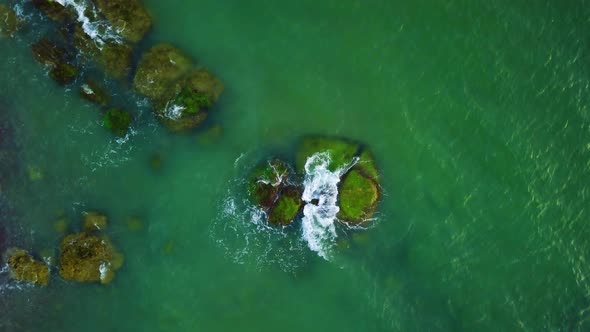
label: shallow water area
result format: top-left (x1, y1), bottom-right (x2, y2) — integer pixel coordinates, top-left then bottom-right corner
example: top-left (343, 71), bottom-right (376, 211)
top-left (1, 0), bottom-right (590, 331)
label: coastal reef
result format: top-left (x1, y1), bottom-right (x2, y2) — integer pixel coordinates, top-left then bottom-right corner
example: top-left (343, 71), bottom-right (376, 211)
top-left (246, 137), bottom-right (381, 227)
top-left (4, 248), bottom-right (50, 286)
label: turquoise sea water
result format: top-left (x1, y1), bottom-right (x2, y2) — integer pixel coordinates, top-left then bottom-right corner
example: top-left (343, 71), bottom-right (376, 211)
top-left (1, 1), bottom-right (590, 331)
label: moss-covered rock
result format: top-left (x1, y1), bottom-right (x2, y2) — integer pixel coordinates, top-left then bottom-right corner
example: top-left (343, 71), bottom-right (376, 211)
top-left (31, 38), bottom-right (79, 85)
top-left (92, 0), bottom-right (152, 43)
top-left (134, 44), bottom-right (224, 132)
top-left (58, 232), bottom-right (123, 284)
top-left (4, 248), bottom-right (50, 286)
top-left (154, 69), bottom-right (224, 132)
top-left (102, 108), bottom-right (132, 136)
top-left (337, 169), bottom-right (379, 224)
top-left (296, 137), bottom-right (360, 172)
top-left (80, 80), bottom-right (110, 106)
top-left (247, 159), bottom-right (303, 226)
top-left (0, 5), bottom-right (22, 38)
top-left (248, 159), bottom-right (290, 209)
top-left (133, 44), bottom-right (193, 100)
top-left (83, 211), bottom-right (108, 231)
top-left (268, 186), bottom-right (303, 225)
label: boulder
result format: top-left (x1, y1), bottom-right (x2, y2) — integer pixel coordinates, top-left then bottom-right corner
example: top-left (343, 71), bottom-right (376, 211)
top-left (133, 44), bottom-right (193, 100)
top-left (91, 0), bottom-right (152, 43)
top-left (154, 69), bottom-right (223, 132)
top-left (247, 159), bottom-right (303, 226)
top-left (58, 232), bottom-right (123, 284)
top-left (4, 248), bottom-right (50, 286)
top-left (134, 44), bottom-right (224, 132)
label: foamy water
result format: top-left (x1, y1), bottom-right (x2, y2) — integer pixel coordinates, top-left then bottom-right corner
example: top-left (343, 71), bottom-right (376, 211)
top-left (300, 152), bottom-right (357, 260)
top-left (54, 0), bottom-right (123, 47)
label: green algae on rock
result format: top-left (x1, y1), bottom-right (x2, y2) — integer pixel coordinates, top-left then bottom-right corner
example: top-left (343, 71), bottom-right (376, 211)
top-left (31, 38), bottom-right (79, 85)
top-left (247, 159), bottom-right (303, 226)
top-left (337, 169), bottom-right (379, 224)
top-left (296, 137), bottom-right (360, 172)
top-left (58, 232), bottom-right (124, 284)
top-left (155, 69), bottom-right (224, 132)
top-left (134, 44), bottom-right (224, 132)
top-left (133, 44), bottom-right (194, 100)
top-left (92, 0), bottom-right (152, 43)
top-left (4, 248), bottom-right (50, 286)
top-left (102, 108), bottom-right (132, 136)
top-left (0, 4), bottom-right (22, 38)
top-left (268, 186), bottom-right (304, 226)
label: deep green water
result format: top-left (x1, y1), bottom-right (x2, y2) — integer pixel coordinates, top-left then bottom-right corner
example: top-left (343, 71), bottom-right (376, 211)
top-left (1, 0), bottom-right (590, 331)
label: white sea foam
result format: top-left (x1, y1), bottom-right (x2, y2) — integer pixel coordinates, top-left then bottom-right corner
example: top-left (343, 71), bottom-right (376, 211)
top-left (99, 262), bottom-right (109, 282)
top-left (300, 152), bottom-right (357, 260)
top-left (163, 103), bottom-right (185, 120)
top-left (54, 0), bottom-right (122, 48)
top-left (81, 84), bottom-right (94, 95)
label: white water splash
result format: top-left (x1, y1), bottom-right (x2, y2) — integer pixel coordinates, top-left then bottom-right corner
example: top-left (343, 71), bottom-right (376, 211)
top-left (163, 103), bottom-right (185, 120)
top-left (54, 0), bottom-right (122, 48)
top-left (300, 152), bottom-right (357, 260)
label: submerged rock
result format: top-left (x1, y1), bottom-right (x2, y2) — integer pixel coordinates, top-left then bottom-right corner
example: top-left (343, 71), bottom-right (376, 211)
top-left (134, 44), bottom-right (224, 132)
top-left (80, 80), bottom-right (110, 106)
top-left (31, 38), bottom-right (79, 85)
top-left (4, 248), bottom-right (50, 286)
top-left (82, 211), bottom-right (108, 231)
top-left (27, 165), bottom-right (43, 181)
top-left (296, 136), bottom-right (381, 225)
top-left (248, 159), bottom-right (290, 209)
top-left (0, 5), bottom-right (22, 38)
top-left (247, 159), bottom-right (303, 226)
top-left (58, 232), bottom-right (123, 284)
top-left (133, 44), bottom-right (193, 100)
top-left (102, 108), bottom-right (132, 136)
